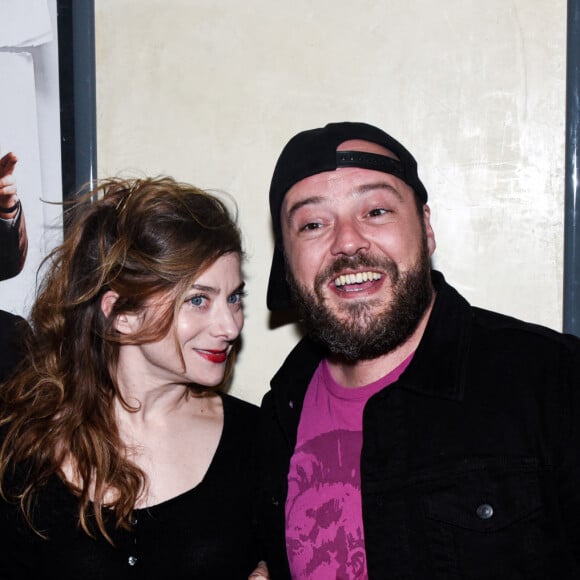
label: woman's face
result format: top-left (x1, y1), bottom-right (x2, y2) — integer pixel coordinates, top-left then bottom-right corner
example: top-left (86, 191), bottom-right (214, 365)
top-left (122, 253), bottom-right (245, 388)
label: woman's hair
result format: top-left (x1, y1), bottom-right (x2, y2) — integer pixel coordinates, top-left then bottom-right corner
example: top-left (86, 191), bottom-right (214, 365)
top-left (0, 175), bottom-right (243, 542)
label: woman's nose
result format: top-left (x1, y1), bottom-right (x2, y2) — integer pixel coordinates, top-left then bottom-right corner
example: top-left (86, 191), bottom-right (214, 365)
top-left (213, 304), bottom-right (243, 341)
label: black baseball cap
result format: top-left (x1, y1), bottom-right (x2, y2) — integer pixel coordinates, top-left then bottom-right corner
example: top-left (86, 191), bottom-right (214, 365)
top-left (267, 121), bottom-right (428, 311)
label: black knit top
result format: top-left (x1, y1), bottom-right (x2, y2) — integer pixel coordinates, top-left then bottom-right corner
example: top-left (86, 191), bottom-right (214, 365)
top-left (0, 393), bottom-right (262, 579)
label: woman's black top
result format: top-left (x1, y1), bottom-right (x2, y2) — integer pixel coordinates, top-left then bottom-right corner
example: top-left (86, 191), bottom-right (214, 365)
top-left (0, 393), bottom-right (262, 579)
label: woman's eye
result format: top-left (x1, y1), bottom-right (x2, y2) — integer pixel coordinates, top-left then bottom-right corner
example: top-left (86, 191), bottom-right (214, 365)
top-left (228, 290), bottom-right (246, 305)
top-left (188, 295), bottom-right (207, 307)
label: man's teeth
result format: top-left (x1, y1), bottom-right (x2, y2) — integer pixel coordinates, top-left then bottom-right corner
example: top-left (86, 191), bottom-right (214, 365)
top-left (334, 272), bottom-right (382, 287)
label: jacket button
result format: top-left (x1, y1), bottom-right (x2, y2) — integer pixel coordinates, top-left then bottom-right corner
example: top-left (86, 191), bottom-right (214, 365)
top-left (476, 503), bottom-right (494, 519)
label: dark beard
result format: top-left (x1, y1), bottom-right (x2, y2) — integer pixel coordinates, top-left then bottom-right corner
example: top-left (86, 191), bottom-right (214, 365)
top-left (287, 237), bottom-right (433, 361)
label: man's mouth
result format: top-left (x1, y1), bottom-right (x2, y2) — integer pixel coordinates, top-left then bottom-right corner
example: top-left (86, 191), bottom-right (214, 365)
top-left (333, 271), bottom-right (382, 287)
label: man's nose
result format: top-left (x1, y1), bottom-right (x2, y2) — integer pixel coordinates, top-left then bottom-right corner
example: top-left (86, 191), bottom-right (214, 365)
top-left (330, 218), bottom-right (370, 257)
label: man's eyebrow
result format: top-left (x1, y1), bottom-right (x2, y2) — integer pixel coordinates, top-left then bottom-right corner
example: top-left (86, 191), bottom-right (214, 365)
top-left (285, 181), bottom-right (403, 221)
top-left (355, 181), bottom-right (403, 201)
top-left (285, 196), bottom-right (325, 222)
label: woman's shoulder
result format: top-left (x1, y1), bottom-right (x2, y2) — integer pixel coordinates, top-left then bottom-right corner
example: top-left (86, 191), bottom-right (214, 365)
top-left (215, 393), bottom-right (260, 473)
top-left (220, 391), bottom-right (259, 417)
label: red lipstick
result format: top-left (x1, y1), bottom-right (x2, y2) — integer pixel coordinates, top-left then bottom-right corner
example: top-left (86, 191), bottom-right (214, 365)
top-left (198, 349), bottom-right (228, 363)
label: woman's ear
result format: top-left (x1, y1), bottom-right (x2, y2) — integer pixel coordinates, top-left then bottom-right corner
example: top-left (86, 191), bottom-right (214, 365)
top-left (101, 290), bottom-right (118, 318)
top-left (101, 290), bottom-right (135, 334)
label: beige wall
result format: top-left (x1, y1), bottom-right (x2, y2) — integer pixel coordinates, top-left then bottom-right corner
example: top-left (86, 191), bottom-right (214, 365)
top-left (95, 0), bottom-right (566, 405)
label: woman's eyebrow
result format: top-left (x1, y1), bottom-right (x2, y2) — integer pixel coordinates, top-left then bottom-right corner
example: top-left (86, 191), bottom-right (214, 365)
top-left (189, 280), bottom-right (246, 294)
top-left (190, 283), bottom-right (216, 294)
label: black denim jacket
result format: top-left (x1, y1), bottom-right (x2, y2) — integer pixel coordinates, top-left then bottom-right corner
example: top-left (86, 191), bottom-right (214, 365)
top-left (258, 271), bottom-right (580, 579)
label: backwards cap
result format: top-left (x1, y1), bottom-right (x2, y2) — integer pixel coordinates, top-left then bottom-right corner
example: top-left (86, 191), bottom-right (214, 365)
top-left (267, 121), bottom-right (428, 311)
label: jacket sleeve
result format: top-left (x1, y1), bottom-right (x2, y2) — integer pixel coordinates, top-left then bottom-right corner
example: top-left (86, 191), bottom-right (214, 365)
top-left (256, 391), bottom-right (293, 579)
top-left (0, 205), bottom-right (28, 281)
top-left (556, 337), bottom-right (580, 562)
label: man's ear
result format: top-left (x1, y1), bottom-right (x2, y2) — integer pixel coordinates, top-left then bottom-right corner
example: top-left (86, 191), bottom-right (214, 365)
top-left (422, 204), bottom-right (436, 257)
top-left (101, 290), bottom-right (136, 334)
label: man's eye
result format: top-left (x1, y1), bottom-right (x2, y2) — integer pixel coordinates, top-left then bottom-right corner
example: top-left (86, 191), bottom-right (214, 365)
top-left (368, 208), bottom-right (389, 217)
top-left (300, 222), bottom-right (321, 232)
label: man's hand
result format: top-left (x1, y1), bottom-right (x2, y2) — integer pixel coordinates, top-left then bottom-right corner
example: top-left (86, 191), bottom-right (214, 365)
top-left (0, 152), bottom-right (19, 213)
top-left (0, 151), bottom-right (17, 180)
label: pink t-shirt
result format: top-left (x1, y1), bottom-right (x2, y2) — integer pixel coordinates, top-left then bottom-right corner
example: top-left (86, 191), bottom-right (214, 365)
top-left (285, 354), bottom-right (413, 579)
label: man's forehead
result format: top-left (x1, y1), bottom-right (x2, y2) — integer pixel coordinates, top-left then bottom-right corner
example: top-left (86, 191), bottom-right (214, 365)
top-left (282, 139), bottom-right (402, 207)
top-left (282, 166), bottom-right (407, 212)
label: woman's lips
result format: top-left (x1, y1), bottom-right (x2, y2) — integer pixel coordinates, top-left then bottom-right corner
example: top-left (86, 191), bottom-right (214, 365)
top-left (197, 349), bottom-right (228, 363)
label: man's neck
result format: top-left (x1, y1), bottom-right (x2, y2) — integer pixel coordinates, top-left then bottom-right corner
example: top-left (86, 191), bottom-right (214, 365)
top-left (326, 293), bottom-right (435, 388)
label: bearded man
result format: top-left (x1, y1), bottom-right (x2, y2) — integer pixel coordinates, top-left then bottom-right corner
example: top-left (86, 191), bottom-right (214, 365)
top-left (257, 122), bottom-right (580, 580)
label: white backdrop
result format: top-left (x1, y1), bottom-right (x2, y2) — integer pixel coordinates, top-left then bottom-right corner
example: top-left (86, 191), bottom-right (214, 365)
top-left (95, 0), bottom-right (566, 404)
top-left (0, 0), bottom-right (63, 317)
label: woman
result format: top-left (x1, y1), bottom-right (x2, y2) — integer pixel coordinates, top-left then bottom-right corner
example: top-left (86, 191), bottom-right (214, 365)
top-left (0, 176), bottom-right (264, 578)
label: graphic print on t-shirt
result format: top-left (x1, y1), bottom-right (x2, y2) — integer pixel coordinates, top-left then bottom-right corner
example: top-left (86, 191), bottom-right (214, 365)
top-left (286, 429), bottom-right (366, 579)
top-left (285, 354), bottom-right (413, 579)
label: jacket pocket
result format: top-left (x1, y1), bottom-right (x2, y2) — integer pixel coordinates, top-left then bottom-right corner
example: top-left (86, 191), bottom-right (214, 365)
top-left (422, 462), bottom-right (557, 579)
top-left (424, 466), bottom-right (542, 532)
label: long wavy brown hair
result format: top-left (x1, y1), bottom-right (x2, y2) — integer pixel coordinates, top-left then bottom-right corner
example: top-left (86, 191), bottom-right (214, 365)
top-left (0, 175), bottom-right (243, 542)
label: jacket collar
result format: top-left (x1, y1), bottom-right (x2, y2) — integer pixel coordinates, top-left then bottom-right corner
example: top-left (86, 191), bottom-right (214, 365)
top-left (396, 270), bottom-right (472, 401)
top-left (269, 334), bottom-right (324, 442)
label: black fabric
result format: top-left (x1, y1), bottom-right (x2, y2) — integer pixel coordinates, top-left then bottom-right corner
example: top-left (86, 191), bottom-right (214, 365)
top-left (336, 150), bottom-right (406, 178)
top-left (0, 393), bottom-right (263, 579)
top-left (267, 243), bottom-right (289, 312)
top-left (0, 310), bottom-right (29, 384)
top-left (0, 208), bottom-right (27, 281)
top-left (257, 271), bottom-right (580, 579)
top-left (267, 121), bottom-right (428, 311)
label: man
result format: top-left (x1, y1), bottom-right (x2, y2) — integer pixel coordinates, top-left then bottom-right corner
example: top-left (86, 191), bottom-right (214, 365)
top-left (0, 151), bottom-right (29, 382)
top-left (258, 122), bottom-right (580, 579)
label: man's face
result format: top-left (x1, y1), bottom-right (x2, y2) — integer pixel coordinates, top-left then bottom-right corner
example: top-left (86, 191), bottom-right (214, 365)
top-left (280, 140), bottom-right (436, 359)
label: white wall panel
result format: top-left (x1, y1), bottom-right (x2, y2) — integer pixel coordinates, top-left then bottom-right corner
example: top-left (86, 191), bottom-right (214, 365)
top-left (95, 0), bottom-right (566, 404)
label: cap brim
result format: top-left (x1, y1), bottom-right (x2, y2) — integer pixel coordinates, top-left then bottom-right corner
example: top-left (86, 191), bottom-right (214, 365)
top-left (266, 244), bottom-right (293, 311)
